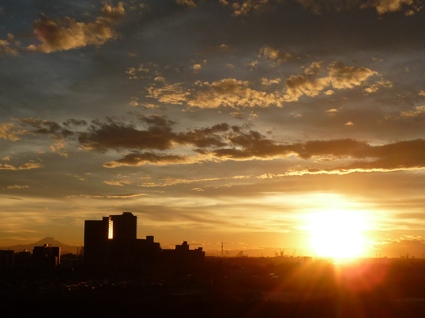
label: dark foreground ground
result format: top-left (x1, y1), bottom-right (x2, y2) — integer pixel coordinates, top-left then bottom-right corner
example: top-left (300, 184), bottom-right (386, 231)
top-left (3, 256), bottom-right (425, 317)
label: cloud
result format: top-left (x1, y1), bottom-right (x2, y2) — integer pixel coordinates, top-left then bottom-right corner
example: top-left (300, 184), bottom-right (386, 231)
top-left (27, 2), bottom-right (125, 53)
top-left (78, 116), bottom-right (175, 152)
top-left (17, 118), bottom-right (73, 137)
top-left (261, 78), bottom-right (281, 86)
top-left (103, 180), bottom-right (133, 186)
top-left (6, 185), bottom-right (29, 189)
top-left (8, 115), bottom-right (425, 173)
top-left (65, 193), bottom-right (146, 200)
top-left (188, 78), bottom-right (283, 108)
top-left (258, 46), bottom-right (292, 65)
top-left (103, 152), bottom-right (189, 168)
top-left (78, 116), bottom-right (231, 155)
top-left (365, 0), bottom-right (420, 14)
top-left (328, 62), bottom-right (377, 89)
top-left (140, 59), bottom-right (380, 108)
top-left (296, 0), bottom-right (421, 14)
top-left (137, 175), bottom-right (244, 188)
top-left (200, 133), bottom-right (425, 173)
top-left (284, 62), bottom-right (330, 101)
top-left (0, 34), bottom-right (18, 56)
top-left (373, 235), bottom-right (425, 257)
top-left (0, 162), bottom-right (43, 170)
top-left (176, 123), bottom-right (231, 148)
top-left (228, 0), bottom-right (274, 16)
top-left (146, 83), bottom-right (191, 105)
top-left (0, 123), bottom-right (26, 141)
top-left (176, 0), bottom-right (197, 8)
top-left (339, 139), bottom-right (425, 171)
top-left (283, 62), bottom-right (378, 101)
top-left (400, 105), bottom-right (425, 118)
top-left (364, 80), bottom-right (393, 94)
top-left (193, 63), bottom-right (202, 72)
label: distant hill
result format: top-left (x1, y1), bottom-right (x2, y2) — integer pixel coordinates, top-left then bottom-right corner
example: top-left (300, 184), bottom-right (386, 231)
top-left (2, 237), bottom-right (81, 254)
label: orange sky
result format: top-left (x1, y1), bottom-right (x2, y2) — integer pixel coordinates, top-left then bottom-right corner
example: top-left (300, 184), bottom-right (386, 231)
top-left (1, 0), bottom-right (425, 258)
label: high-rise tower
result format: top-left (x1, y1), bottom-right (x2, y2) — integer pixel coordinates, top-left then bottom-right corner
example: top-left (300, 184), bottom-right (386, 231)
top-left (109, 212), bottom-right (137, 240)
top-left (84, 212), bottom-right (138, 272)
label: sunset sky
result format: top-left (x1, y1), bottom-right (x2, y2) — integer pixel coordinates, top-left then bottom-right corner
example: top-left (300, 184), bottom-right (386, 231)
top-left (1, 0), bottom-right (425, 257)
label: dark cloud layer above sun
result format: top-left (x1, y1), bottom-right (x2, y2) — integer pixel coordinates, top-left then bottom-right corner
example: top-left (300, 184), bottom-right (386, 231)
top-left (3, 115), bottom-right (425, 175)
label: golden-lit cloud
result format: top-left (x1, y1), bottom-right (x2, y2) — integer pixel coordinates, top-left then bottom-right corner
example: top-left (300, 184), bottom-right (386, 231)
top-left (188, 78), bottom-right (283, 108)
top-left (364, 80), bottom-right (393, 93)
top-left (229, 0), bottom-right (273, 16)
top-left (328, 62), bottom-right (377, 89)
top-left (261, 78), bottom-right (281, 86)
top-left (193, 63), bottom-right (202, 72)
top-left (6, 185), bottom-right (29, 189)
top-left (103, 180), bottom-right (133, 186)
top-left (65, 193), bottom-right (146, 200)
top-left (0, 162), bottom-right (43, 170)
top-left (136, 59), bottom-right (382, 108)
top-left (258, 46), bottom-right (292, 65)
top-left (176, 0), bottom-right (197, 8)
top-left (296, 0), bottom-right (421, 14)
top-left (0, 35), bottom-right (18, 56)
top-left (284, 62), bottom-right (330, 101)
top-left (0, 123), bottom-right (25, 141)
top-left (27, 3), bottom-right (125, 53)
top-left (326, 108), bottom-right (338, 114)
top-left (367, 0), bottom-right (419, 14)
top-left (283, 62), bottom-right (378, 101)
top-left (400, 105), bottom-right (425, 117)
top-left (146, 83), bottom-right (190, 105)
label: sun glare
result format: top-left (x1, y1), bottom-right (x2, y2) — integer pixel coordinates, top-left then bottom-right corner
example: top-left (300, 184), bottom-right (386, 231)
top-left (307, 209), bottom-right (367, 260)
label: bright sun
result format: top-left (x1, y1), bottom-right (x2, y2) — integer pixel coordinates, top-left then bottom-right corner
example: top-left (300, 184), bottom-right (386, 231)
top-left (306, 209), bottom-right (367, 259)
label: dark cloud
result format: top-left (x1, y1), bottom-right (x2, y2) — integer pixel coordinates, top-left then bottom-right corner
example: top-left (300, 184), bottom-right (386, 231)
top-left (9, 116), bottom-right (425, 173)
top-left (77, 117), bottom-right (234, 153)
top-left (62, 119), bottom-right (88, 127)
top-left (18, 118), bottom-right (73, 138)
top-left (340, 139), bottom-right (425, 171)
top-left (78, 117), bottom-right (174, 152)
top-left (176, 123), bottom-right (231, 148)
top-left (103, 151), bottom-right (188, 168)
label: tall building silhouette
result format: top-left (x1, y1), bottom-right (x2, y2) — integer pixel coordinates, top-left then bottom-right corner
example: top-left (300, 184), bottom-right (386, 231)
top-left (84, 217), bottom-right (109, 270)
top-left (109, 212), bottom-right (137, 240)
top-left (84, 212), bottom-right (161, 273)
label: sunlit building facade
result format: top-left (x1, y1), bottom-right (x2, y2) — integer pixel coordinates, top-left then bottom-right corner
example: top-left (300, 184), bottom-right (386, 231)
top-left (109, 212), bottom-right (137, 240)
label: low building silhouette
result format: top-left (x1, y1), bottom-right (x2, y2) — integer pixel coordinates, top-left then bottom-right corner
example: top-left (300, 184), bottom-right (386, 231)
top-left (162, 241), bottom-right (205, 272)
top-left (14, 249), bottom-right (32, 270)
top-left (0, 250), bottom-right (14, 270)
top-left (32, 244), bottom-right (60, 271)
